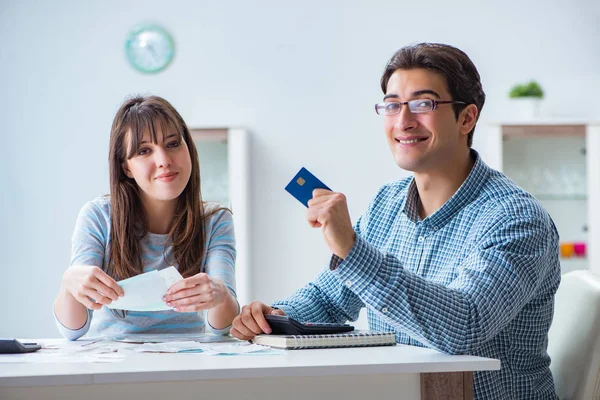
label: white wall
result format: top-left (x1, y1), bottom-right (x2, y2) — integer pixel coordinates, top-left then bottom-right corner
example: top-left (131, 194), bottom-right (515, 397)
top-left (1, 0), bottom-right (599, 337)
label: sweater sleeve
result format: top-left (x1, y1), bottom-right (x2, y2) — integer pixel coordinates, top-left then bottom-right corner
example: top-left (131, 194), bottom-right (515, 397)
top-left (203, 208), bottom-right (238, 335)
top-left (54, 199), bottom-right (109, 340)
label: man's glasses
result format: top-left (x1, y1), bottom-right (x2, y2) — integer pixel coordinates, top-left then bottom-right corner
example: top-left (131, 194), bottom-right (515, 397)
top-left (374, 99), bottom-right (467, 115)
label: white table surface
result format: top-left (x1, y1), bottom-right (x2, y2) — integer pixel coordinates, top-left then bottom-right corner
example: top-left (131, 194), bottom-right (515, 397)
top-left (0, 340), bottom-right (500, 387)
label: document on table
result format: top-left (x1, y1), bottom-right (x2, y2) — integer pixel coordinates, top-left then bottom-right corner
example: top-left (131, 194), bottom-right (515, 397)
top-left (108, 333), bottom-right (240, 343)
top-left (0, 339), bottom-right (126, 363)
top-left (107, 266), bottom-right (183, 311)
top-left (0, 338), bottom-right (281, 362)
top-left (0, 352), bottom-right (125, 363)
top-left (131, 341), bottom-right (277, 355)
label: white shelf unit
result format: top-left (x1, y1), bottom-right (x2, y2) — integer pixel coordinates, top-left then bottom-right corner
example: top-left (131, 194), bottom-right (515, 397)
top-left (190, 128), bottom-right (251, 307)
top-left (486, 122), bottom-right (600, 274)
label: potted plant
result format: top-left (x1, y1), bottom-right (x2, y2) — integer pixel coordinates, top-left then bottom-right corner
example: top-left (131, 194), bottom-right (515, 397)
top-left (509, 80), bottom-right (544, 120)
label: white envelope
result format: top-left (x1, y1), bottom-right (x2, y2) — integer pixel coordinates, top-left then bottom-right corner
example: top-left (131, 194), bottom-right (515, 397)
top-left (106, 266), bottom-right (183, 311)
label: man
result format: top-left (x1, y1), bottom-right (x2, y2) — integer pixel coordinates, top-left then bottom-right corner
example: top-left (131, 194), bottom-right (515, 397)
top-left (232, 43), bottom-right (560, 399)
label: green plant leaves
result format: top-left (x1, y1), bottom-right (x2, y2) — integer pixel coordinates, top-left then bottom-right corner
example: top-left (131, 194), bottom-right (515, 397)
top-left (509, 81), bottom-right (544, 98)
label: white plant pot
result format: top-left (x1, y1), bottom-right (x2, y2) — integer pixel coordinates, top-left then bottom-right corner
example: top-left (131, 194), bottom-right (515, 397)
top-left (510, 98), bottom-right (542, 121)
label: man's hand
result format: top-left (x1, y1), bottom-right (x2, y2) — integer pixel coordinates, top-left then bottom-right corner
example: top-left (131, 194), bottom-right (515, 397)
top-left (306, 189), bottom-right (356, 259)
top-left (230, 301), bottom-right (286, 340)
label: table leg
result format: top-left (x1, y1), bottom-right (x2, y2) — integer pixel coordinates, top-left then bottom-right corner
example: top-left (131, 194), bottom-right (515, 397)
top-left (421, 371), bottom-right (474, 400)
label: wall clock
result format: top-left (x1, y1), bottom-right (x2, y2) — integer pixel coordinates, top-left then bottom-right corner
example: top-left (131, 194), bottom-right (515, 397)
top-left (125, 24), bottom-right (175, 74)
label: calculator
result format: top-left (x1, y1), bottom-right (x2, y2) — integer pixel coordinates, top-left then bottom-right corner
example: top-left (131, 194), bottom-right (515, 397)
top-left (265, 314), bottom-right (354, 335)
top-left (0, 339), bottom-right (41, 354)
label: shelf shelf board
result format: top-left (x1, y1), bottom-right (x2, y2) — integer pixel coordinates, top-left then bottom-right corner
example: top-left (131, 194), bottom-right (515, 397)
top-left (502, 124), bottom-right (586, 138)
top-left (190, 128), bottom-right (228, 142)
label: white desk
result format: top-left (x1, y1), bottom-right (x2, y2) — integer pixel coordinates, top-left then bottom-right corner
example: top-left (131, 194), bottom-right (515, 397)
top-left (0, 342), bottom-right (499, 400)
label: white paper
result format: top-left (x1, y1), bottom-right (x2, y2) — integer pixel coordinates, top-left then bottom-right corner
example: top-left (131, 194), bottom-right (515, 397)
top-left (133, 341), bottom-right (205, 353)
top-left (0, 353), bottom-right (125, 363)
top-left (108, 333), bottom-right (239, 343)
top-left (106, 266), bottom-right (183, 311)
top-left (0, 339), bottom-right (281, 363)
top-left (0, 339), bottom-right (126, 363)
top-left (133, 341), bottom-right (279, 355)
top-left (202, 342), bottom-right (279, 355)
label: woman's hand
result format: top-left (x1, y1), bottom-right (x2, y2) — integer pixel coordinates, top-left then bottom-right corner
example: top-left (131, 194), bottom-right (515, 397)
top-left (163, 273), bottom-right (229, 312)
top-left (61, 265), bottom-right (124, 310)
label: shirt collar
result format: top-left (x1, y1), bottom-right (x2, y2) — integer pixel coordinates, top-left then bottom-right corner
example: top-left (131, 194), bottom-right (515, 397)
top-left (402, 149), bottom-right (490, 226)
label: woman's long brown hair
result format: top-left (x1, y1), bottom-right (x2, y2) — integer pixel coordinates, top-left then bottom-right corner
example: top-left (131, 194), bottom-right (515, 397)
top-left (107, 95), bottom-right (223, 281)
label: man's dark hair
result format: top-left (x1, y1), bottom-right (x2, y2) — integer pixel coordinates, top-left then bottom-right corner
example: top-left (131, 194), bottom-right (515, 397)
top-left (380, 43), bottom-right (486, 147)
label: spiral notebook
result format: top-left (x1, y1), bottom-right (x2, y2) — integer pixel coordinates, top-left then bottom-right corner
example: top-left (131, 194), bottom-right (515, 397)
top-left (252, 331), bottom-right (396, 350)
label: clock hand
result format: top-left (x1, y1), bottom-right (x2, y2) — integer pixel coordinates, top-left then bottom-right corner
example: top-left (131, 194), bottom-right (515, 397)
top-left (146, 44), bottom-right (159, 63)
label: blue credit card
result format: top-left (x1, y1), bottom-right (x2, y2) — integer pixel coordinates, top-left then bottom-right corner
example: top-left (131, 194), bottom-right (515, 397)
top-left (285, 167), bottom-right (331, 207)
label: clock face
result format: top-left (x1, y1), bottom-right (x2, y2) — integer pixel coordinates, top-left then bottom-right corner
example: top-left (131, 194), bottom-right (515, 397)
top-left (125, 24), bottom-right (175, 73)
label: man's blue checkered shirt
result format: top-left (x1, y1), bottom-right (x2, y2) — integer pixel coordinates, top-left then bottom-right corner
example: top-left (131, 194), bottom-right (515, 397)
top-left (273, 151), bottom-right (560, 399)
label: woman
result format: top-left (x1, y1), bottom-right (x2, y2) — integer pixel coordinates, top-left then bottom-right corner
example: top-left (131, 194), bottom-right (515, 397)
top-left (53, 95), bottom-right (238, 340)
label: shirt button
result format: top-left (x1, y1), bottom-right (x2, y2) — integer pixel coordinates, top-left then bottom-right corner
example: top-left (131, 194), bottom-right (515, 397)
top-left (418, 236), bottom-right (424, 242)
top-left (345, 280), bottom-right (352, 287)
top-left (382, 306), bottom-right (388, 313)
top-left (433, 226), bottom-right (439, 231)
